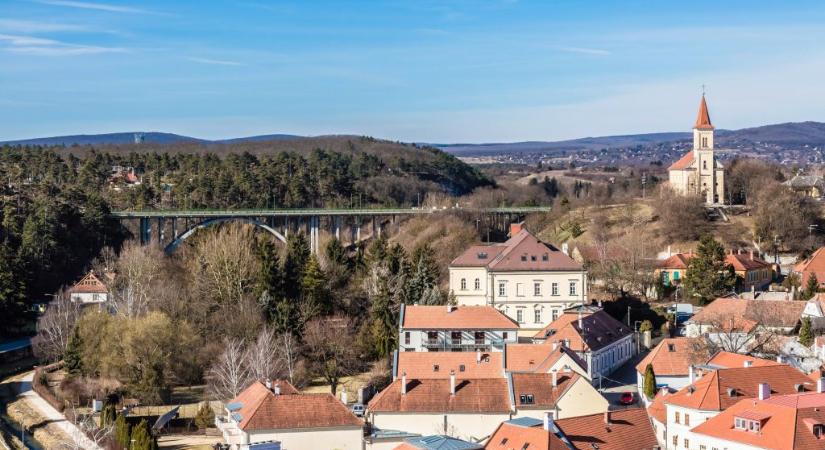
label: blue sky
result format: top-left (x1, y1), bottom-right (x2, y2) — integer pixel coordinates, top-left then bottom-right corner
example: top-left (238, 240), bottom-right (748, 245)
top-left (3, 0), bottom-right (825, 142)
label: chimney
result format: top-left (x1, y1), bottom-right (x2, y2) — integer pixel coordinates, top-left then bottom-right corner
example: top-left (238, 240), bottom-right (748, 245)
top-left (758, 383), bottom-right (770, 401)
top-left (273, 383), bottom-right (281, 395)
top-left (776, 355), bottom-right (784, 363)
top-left (552, 341), bottom-right (559, 351)
top-left (449, 371), bottom-right (456, 395)
top-left (265, 379), bottom-right (272, 390)
top-left (551, 371), bottom-right (558, 387)
top-left (604, 411), bottom-right (611, 425)
top-left (667, 245), bottom-right (672, 257)
top-left (341, 390), bottom-right (348, 404)
top-left (688, 365), bottom-right (695, 384)
top-left (510, 222), bottom-right (524, 236)
top-left (738, 248), bottom-right (742, 255)
top-left (792, 286), bottom-right (797, 299)
top-left (447, 303), bottom-right (455, 313)
top-left (744, 360), bottom-right (753, 368)
top-left (401, 372), bottom-right (407, 395)
top-left (476, 350), bottom-right (482, 364)
top-left (578, 311), bottom-right (583, 329)
top-left (543, 411), bottom-right (555, 431)
top-left (818, 378), bottom-right (825, 393)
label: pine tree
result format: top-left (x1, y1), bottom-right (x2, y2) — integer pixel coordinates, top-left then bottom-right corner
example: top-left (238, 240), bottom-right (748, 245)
top-left (282, 233), bottom-right (309, 299)
top-left (194, 403), bottom-right (215, 433)
top-left (800, 317), bottom-right (814, 347)
top-left (682, 235), bottom-right (737, 305)
top-left (255, 239), bottom-right (283, 300)
top-left (643, 363), bottom-right (657, 400)
top-left (100, 403), bottom-right (117, 428)
top-left (130, 419), bottom-right (151, 450)
top-left (369, 279), bottom-right (397, 358)
top-left (64, 326), bottom-right (83, 377)
top-left (325, 237), bottom-right (349, 269)
top-left (115, 414), bottom-right (131, 449)
top-left (301, 255), bottom-right (330, 315)
top-left (804, 274), bottom-right (819, 300)
top-left (0, 243), bottom-right (26, 335)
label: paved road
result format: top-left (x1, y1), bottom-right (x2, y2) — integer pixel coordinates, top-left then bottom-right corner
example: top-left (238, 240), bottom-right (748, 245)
top-left (18, 373), bottom-right (103, 450)
top-left (109, 206), bottom-right (553, 218)
top-left (599, 351), bottom-right (649, 408)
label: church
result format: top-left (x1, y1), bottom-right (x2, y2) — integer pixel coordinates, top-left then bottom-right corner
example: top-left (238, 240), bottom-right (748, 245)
top-left (668, 95), bottom-right (725, 204)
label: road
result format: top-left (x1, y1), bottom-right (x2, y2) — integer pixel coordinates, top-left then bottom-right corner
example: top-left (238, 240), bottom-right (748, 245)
top-left (109, 206), bottom-right (553, 218)
top-left (599, 351), bottom-right (648, 408)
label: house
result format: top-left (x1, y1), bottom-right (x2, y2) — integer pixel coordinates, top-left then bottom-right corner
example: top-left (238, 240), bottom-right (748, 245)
top-left (816, 336), bottom-right (825, 360)
top-left (449, 224), bottom-right (587, 335)
top-left (398, 304), bottom-right (519, 352)
top-left (667, 94), bottom-right (725, 205)
top-left (647, 389), bottom-right (670, 448)
top-left (636, 338), bottom-right (703, 394)
top-left (215, 380), bottom-right (363, 450)
top-left (392, 435), bottom-right (482, 450)
top-left (662, 365), bottom-right (813, 450)
top-left (68, 271), bottom-right (111, 304)
top-left (793, 246), bottom-right (825, 289)
top-left (704, 351), bottom-right (781, 370)
top-left (533, 306), bottom-right (635, 384)
top-left (485, 408), bottom-right (659, 450)
top-left (689, 382), bottom-right (825, 450)
top-left (801, 293), bottom-right (825, 334)
top-left (784, 174), bottom-right (825, 198)
top-left (656, 250), bottom-right (772, 292)
top-left (504, 343), bottom-right (590, 379)
top-left (367, 368), bottom-right (607, 441)
top-left (684, 297), bottom-right (806, 343)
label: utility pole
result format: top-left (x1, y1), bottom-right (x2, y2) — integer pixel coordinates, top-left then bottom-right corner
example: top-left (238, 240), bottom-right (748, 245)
top-left (641, 173), bottom-right (647, 198)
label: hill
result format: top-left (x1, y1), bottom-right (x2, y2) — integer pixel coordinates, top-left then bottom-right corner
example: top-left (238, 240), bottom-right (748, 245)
top-left (0, 131), bottom-right (304, 147)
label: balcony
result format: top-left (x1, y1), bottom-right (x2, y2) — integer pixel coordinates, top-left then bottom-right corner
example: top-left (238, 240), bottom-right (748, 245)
top-left (422, 338), bottom-right (504, 350)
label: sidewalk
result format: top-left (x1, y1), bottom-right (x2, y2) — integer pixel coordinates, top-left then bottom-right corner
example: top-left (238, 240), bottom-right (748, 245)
top-left (18, 372), bottom-right (103, 450)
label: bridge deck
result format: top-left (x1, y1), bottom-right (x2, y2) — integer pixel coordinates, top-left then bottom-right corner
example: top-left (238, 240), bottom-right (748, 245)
top-left (109, 206), bottom-right (551, 218)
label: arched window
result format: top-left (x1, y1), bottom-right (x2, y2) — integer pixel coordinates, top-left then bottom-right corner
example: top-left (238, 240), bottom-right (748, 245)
top-left (474, 278), bottom-right (480, 290)
top-left (460, 278), bottom-right (466, 290)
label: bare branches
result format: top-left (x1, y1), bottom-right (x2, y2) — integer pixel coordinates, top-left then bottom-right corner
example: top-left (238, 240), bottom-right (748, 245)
top-left (33, 289), bottom-right (80, 362)
top-left (207, 337), bottom-right (252, 401)
top-left (112, 241), bottom-right (165, 318)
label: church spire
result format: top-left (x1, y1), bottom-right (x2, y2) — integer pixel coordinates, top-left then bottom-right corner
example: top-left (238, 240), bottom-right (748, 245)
top-left (694, 94), bottom-right (714, 130)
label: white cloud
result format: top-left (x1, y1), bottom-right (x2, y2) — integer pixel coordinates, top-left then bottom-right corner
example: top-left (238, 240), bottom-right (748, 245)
top-left (556, 46), bottom-right (611, 56)
top-left (0, 33), bottom-right (124, 55)
top-left (35, 0), bottom-right (149, 14)
top-left (186, 57), bottom-right (243, 66)
top-left (0, 19), bottom-right (88, 33)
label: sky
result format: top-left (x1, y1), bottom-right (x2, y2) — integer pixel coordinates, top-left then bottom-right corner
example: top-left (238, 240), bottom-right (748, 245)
top-left (3, 0), bottom-right (825, 143)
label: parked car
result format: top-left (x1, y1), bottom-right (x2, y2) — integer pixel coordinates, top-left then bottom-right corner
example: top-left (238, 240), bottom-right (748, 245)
top-left (619, 392), bottom-right (635, 405)
top-left (350, 403), bottom-right (365, 417)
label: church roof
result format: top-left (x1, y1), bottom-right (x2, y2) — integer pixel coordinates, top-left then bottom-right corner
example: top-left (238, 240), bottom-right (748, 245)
top-left (668, 151), bottom-right (695, 171)
top-left (694, 94), bottom-right (714, 130)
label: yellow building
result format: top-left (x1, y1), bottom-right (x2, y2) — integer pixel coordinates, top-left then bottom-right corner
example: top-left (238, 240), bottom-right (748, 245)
top-left (668, 95), bottom-right (725, 205)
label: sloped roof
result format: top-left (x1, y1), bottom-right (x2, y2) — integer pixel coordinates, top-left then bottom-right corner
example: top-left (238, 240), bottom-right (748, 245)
top-left (395, 435), bottom-right (483, 450)
top-left (534, 310), bottom-right (633, 352)
top-left (396, 351), bottom-right (504, 379)
top-left (794, 246), bottom-right (825, 287)
top-left (706, 351), bottom-right (781, 369)
top-left (688, 298), bottom-right (806, 329)
top-left (401, 305), bottom-right (519, 330)
top-left (658, 252), bottom-right (770, 272)
top-left (69, 271), bottom-right (109, 294)
top-left (668, 151), bottom-right (695, 171)
top-left (511, 372), bottom-right (579, 409)
top-left (450, 229), bottom-right (582, 272)
top-left (664, 365), bottom-right (813, 411)
top-left (635, 338), bottom-right (701, 376)
top-left (647, 390), bottom-right (669, 424)
top-left (694, 95), bottom-right (714, 130)
top-left (691, 392), bottom-right (825, 450)
top-left (368, 378), bottom-right (512, 414)
top-left (784, 175), bottom-right (825, 189)
top-left (505, 344), bottom-right (588, 374)
top-left (228, 380), bottom-right (361, 431)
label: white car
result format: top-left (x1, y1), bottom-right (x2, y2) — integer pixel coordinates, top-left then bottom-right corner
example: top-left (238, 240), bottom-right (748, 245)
top-left (350, 403), bottom-right (365, 417)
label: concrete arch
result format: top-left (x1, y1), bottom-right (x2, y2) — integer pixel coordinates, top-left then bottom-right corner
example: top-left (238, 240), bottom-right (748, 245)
top-left (164, 217), bottom-right (287, 253)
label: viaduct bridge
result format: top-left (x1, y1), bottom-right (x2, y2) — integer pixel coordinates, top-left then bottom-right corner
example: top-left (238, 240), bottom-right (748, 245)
top-left (109, 206), bottom-right (552, 253)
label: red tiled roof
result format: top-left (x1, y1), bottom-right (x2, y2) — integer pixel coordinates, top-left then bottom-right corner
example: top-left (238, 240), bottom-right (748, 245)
top-left (368, 378), bottom-right (512, 414)
top-left (706, 351), bottom-right (781, 369)
top-left (228, 380), bottom-right (361, 431)
top-left (657, 252), bottom-right (770, 272)
top-left (794, 246), bottom-right (825, 288)
top-left (658, 253), bottom-right (692, 270)
top-left (485, 408), bottom-right (659, 450)
top-left (689, 298), bottom-right (806, 330)
top-left (450, 229), bottom-right (582, 272)
top-left (505, 344), bottom-right (587, 374)
top-left (635, 338), bottom-right (701, 376)
top-left (668, 151), bottom-right (695, 171)
top-left (69, 271), bottom-right (109, 294)
top-left (534, 310), bottom-right (633, 352)
top-left (647, 390), bottom-right (669, 424)
top-left (691, 392), bottom-right (825, 450)
top-left (511, 372), bottom-right (579, 409)
top-left (665, 365), bottom-right (813, 411)
top-left (694, 94), bottom-right (714, 130)
top-left (401, 305), bottom-right (519, 330)
top-left (397, 351), bottom-right (504, 379)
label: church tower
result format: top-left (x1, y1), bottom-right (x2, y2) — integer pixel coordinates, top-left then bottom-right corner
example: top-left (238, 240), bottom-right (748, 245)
top-left (692, 95), bottom-right (723, 204)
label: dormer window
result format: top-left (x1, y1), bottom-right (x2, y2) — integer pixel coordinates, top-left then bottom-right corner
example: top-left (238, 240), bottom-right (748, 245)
top-left (478, 252), bottom-right (487, 259)
top-left (668, 344), bottom-right (675, 352)
top-left (519, 394), bottom-right (534, 404)
top-left (521, 254), bottom-right (527, 261)
top-left (530, 255), bottom-right (536, 261)
top-left (542, 253), bottom-right (548, 261)
top-left (735, 415), bottom-right (766, 433)
top-left (433, 364), bottom-right (439, 372)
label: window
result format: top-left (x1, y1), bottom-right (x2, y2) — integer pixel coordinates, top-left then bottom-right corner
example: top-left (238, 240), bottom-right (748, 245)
top-left (503, 332), bottom-right (509, 340)
top-left (516, 309), bottom-right (524, 323)
top-left (674, 411), bottom-right (680, 424)
top-left (569, 281), bottom-right (577, 296)
top-left (551, 282), bottom-right (559, 296)
top-left (735, 417), bottom-right (746, 429)
top-left (700, 446), bottom-right (706, 450)
top-left (519, 394), bottom-right (534, 404)
top-left (499, 282), bottom-right (506, 297)
top-left (474, 331), bottom-right (485, 344)
top-left (684, 439), bottom-right (689, 448)
top-left (451, 331), bottom-right (461, 345)
top-left (534, 282), bottom-right (541, 296)
top-left (516, 283), bottom-right (525, 296)
top-left (404, 332), bottom-right (410, 345)
top-left (460, 278), bottom-right (466, 290)
top-left (542, 253), bottom-right (548, 261)
top-left (684, 414), bottom-right (690, 426)
top-left (702, 137), bottom-right (708, 148)
top-left (552, 309), bottom-right (559, 321)
top-left (427, 331), bottom-right (438, 342)
top-left (474, 278), bottom-right (480, 290)
top-left (459, 364), bottom-right (465, 372)
top-left (433, 364), bottom-right (439, 372)
top-left (534, 308), bottom-right (542, 324)
top-left (672, 436), bottom-right (678, 446)
top-left (703, 160), bottom-right (707, 169)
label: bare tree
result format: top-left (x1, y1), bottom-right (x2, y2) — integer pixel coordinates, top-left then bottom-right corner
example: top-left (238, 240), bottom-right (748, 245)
top-left (60, 405), bottom-right (111, 450)
top-left (245, 326), bottom-right (283, 381)
top-left (32, 289), bottom-right (80, 362)
top-left (207, 337), bottom-right (252, 400)
top-left (274, 332), bottom-right (301, 384)
top-left (112, 241), bottom-right (164, 318)
top-left (696, 306), bottom-right (777, 355)
top-left (303, 315), bottom-right (360, 395)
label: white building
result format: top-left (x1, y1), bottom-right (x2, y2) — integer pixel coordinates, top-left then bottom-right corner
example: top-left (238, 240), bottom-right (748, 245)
top-left (449, 224), bottom-right (587, 335)
top-left (68, 271), bottom-right (110, 304)
top-left (216, 380), bottom-right (363, 450)
top-left (667, 94), bottom-right (725, 205)
top-left (398, 304), bottom-right (519, 352)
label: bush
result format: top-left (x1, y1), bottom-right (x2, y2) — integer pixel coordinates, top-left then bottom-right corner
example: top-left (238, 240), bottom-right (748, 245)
top-left (194, 403), bottom-right (215, 431)
top-left (639, 320), bottom-right (653, 333)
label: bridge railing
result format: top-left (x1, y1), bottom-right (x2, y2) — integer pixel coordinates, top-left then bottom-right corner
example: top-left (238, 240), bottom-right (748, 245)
top-left (109, 206), bottom-right (552, 218)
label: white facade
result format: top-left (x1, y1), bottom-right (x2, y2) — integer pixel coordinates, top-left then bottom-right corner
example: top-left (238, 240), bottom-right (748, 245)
top-left (582, 334), bottom-right (635, 383)
top-left (450, 268), bottom-right (587, 334)
top-left (668, 95), bottom-right (725, 205)
top-left (369, 411), bottom-right (511, 442)
top-left (216, 415), bottom-right (362, 450)
top-left (69, 291), bottom-right (108, 304)
top-left (663, 404), bottom-right (718, 450)
top-left (399, 328), bottom-right (517, 352)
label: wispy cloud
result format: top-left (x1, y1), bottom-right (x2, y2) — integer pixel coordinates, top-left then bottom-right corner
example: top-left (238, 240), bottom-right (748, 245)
top-left (0, 19), bottom-right (87, 33)
top-left (35, 0), bottom-right (150, 14)
top-left (556, 46), bottom-right (611, 56)
top-left (0, 33), bottom-right (125, 55)
top-left (186, 57), bottom-right (243, 66)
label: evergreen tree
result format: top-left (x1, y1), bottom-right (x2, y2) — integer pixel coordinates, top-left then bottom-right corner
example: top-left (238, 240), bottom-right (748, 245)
top-left (0, 243), bottom-right (26, 335)
top-left (406, 244), bottom-right (440, 304)
top-left (114, 414), bottom-right (131, 449)
top-left (100, 403), bottom-right (117, 428)
top-left (130, 419), bottom-right (151, 450)
top-left (682, 235), bottom-right (736, 305)
top-left (325, 237), bottom-right (349, 269)
top-left (799, 317), bottom-right (814, 347)
top-left (366, 235), bottom-right (388, 267)
top-left (369, 280), bottom-right (397, 358)
top-left (301, 255), bottom-right (330, 315)
top-left (255, 239), bottom-right (283, 300)
top-left (282, 233), bottom-right (309, 299)
top-left (64, 326), bottom-right (83, 377)
top-left (804, 274), bottom-right (819, 300)
top-left (643, 363), bottom-right (657, 400)
top-left (194, 403), bottom-right (215, 432)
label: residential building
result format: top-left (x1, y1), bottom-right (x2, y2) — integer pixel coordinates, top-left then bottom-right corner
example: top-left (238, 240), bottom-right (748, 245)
top-left (662, 365), bottom-right (813, 450)
top-left (504, 343), bottom-right (590, 379)
top-left (793, 246), bottom-right (825, 289)
top-left (367, 368), bottom-right (607, 441)
top-left (449, 224), bottom-right (587, 335)
top-left (784, 174), bottom-right (825, 198)
top-left (647, 389), bottom-right (670, 448)
top-left (398, 304), bottom-right (519, 352)
top-left (667, 94), bottom-right (725, 205)
top-left (690, 384), bottom-right (825, 450)
top-left (485, 408), bottom-right (659, 450)
top-left (533, 306), bottom-right (635, 384)
top-left (216, 380), bottom-right (363, 450)
top-left (684, 297), bottom-right (806, 342)
top-left (636, 338), bottom-right (702, 394)
top-left (68, 270), bottom-right (111, 304)
top-left (392, 435), bottom-right (482, 450)
top-left (656, 250), bottom-right (772, 292)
